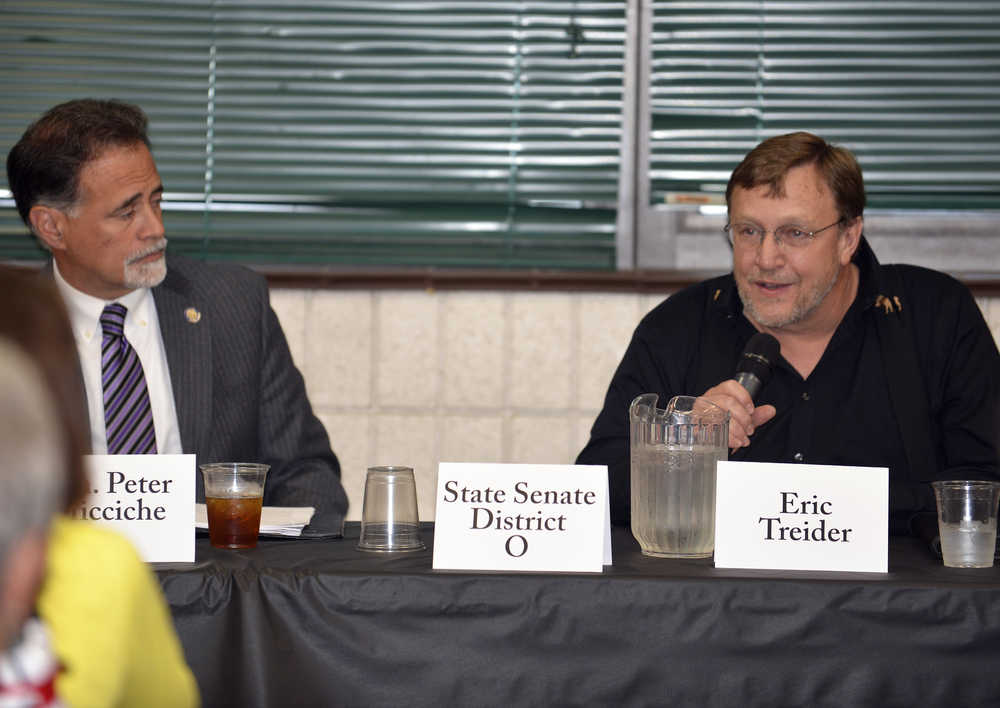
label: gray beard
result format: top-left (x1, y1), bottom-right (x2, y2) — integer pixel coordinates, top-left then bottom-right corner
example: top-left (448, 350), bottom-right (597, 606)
top-left (737, 267), bottom-right (839, 330)
top-left (123, 239), bottom-right (168, 290)
top-left (124, 258), bottom-right (167, 290)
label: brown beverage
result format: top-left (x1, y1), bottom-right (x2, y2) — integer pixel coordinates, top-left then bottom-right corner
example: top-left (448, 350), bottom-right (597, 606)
top-left (205, 495), bottom-right (264, 549)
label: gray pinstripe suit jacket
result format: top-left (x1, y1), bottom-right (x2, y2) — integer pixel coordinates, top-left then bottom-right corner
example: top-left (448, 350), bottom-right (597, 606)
top-left (62, 253), bottom-right (349, 532)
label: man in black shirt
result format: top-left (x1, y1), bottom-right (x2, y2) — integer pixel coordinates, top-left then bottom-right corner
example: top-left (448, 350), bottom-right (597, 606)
top-left (577, 132), bottom-right (1000, 534)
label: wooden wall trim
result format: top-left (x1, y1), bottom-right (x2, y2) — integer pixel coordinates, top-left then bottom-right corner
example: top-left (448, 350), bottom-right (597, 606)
top-left (6, 261), bottom-right (1000, 296)
top-left (257, 266), bottom-right (1000, 297)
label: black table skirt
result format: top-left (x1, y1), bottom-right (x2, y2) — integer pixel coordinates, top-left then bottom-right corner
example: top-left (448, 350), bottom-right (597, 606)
top-left (156, 524), bottom-right (1000, 707)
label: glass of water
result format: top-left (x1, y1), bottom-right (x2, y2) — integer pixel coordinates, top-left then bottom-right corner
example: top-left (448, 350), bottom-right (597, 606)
top-left (932, 480), bottom-right (1000, 568)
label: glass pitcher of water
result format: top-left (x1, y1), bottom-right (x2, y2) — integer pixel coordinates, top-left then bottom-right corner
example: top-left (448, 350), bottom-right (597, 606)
top-left (629, 393), bottom-right (729, 558)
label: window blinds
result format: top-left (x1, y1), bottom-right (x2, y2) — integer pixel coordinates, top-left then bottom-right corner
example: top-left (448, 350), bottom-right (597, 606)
top-left (0, 1), bottom-right (625, 268)
top-left (649, 1), bottom-right (1000, 211)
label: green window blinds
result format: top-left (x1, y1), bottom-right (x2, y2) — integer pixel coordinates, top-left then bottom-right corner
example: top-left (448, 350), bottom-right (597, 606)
top-left (0, 1), bottom-right (625, 268)
top-left (649, 1), bottom-right (1000, 211)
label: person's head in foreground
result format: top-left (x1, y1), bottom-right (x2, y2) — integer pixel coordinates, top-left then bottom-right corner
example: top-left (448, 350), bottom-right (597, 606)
top-left (0, 267), bottom-right (90, 512)
top-left (6, 98), bottom-right (166, 300)
top-left (0, 339), bottom-right (64, 650)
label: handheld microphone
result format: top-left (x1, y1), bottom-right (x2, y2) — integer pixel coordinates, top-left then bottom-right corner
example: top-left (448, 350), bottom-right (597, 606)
top-left (734, 332), bottom-right (780, 400)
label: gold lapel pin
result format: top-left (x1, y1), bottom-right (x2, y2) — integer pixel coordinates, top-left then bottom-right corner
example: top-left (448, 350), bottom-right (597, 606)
top-left (184, 307), bottom-right (202, 323)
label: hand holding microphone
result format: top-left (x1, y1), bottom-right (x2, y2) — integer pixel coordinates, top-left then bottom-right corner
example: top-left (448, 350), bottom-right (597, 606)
top-left (735, 332), bottom-right (780, 399)
top-left (702, 332), bottom-right (780, 450)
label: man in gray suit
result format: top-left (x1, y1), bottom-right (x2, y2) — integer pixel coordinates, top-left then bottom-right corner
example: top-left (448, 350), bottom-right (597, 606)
top-left (6, 99), bottom-right (348, 533)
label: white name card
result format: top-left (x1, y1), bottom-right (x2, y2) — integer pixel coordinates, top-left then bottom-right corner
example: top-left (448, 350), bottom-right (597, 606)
top-left (432, 463), bottom-right (612, 573)
top-left (76, 454), bottom-right (196, 563)
top-left (714, 461), bottom-right (888, 573)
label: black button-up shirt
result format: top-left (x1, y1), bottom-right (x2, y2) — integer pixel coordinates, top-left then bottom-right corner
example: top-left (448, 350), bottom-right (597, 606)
top-left (578, 239), bottom-right (1000, 534)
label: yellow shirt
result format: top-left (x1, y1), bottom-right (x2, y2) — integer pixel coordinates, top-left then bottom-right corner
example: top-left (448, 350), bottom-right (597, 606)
top-left (36, 517), bottom-right (199, 708)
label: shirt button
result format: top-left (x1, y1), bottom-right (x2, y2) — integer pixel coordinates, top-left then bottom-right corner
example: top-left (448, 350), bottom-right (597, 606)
top-left (793, 452), bottom-right (804, 462)
top-left (801, 392), bottom-right (810, 401)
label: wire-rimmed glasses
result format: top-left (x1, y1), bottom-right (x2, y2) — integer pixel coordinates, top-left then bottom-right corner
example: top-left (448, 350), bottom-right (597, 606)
top-left (724, 219), bottom-right (844, 248)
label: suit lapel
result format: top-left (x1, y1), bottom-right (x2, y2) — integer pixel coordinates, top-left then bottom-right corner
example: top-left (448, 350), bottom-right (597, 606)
top-left (153, 260), bottom-right (212, 455)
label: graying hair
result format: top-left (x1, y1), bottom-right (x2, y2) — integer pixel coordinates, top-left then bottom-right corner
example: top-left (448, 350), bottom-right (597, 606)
top-left (0, 339), bottom-right (64, 569)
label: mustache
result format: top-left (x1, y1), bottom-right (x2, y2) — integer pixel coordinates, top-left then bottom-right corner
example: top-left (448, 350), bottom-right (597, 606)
top-left (745, 268), bottom-right (796, 285)
top-left (125, 239), bottom-right (168, 265)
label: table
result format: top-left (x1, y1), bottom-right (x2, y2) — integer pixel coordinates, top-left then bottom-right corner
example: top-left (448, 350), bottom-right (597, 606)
top-left (156, 524), bottom-right (1000, 707)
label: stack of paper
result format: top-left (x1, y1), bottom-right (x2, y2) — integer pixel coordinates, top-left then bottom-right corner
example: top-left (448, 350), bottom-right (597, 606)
top-left (195, 504), bottom-right (315, 537)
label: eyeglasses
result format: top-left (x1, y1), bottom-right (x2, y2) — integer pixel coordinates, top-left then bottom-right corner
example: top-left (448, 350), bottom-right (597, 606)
top-left (724, 218), bottom-right (844, 249)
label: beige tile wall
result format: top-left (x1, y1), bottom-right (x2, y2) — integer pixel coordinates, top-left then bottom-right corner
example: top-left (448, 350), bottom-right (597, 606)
top-left (271, 288), bottom-right (1000, 521)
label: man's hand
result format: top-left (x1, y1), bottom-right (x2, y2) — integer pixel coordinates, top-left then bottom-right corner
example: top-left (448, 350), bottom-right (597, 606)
top-left (700, 380), bottom-right (776, 450)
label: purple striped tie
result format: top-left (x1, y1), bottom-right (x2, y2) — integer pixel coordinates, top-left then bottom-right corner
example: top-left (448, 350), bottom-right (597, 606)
top-left (100, 303), bottom-right (157, 455)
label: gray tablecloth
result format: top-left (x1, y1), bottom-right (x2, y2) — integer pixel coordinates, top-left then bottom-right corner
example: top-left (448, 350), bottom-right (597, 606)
top-left (156, 524), bottom-right (1000, 707)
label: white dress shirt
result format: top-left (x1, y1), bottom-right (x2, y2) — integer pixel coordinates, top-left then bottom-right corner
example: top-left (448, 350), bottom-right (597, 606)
top-left (53, 262), bottom-right (183, 455)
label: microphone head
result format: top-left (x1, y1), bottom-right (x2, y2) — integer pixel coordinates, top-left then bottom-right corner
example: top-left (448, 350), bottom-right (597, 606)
top-left (736, 332), bottom-right (780, 388)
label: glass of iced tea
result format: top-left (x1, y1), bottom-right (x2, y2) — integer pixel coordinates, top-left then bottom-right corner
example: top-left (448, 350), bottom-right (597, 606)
top-left (200, 463), bottom-right (269, 549)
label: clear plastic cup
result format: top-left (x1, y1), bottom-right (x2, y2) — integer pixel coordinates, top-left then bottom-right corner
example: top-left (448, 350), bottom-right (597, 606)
top-left (200, 462), bottom-right (269, 549)
top-left (357, 466), bottom-right (424, 552)
top-left (932, 480), bottom-right (1000, 568)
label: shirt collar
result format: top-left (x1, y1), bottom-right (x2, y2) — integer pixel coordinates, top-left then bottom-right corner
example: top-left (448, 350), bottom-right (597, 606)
top-left (709, 273), bottom-right (743, 319)
top-left (53, 261), bottom-right (152, 341)
top-left (851, 235), bottom-right (882, 310)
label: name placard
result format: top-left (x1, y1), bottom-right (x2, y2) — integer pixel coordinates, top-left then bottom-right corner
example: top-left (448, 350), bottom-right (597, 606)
top-left (75, 454), bottom-right (196, 563)
top-left (714, 461), bottom-right (888, 573)
top-left (432, 463), bottom-right (611, 573)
